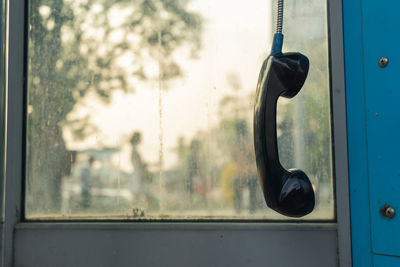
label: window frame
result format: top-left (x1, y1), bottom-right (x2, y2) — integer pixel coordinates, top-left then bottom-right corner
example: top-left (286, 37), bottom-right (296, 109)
top-left (1, 0), bottom-right (352, 266)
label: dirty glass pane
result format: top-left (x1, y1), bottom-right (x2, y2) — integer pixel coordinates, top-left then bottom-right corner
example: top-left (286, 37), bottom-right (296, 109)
top-left (25, 0), bottom-right (333, 220)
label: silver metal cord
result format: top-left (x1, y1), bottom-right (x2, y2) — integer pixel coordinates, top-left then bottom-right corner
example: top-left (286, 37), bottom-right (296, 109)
top-left (276, 0), bottom-right (284, 33)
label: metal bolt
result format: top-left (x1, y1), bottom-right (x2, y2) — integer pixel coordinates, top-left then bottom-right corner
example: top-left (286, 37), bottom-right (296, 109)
top-left (383, 206), bottom-right (395, 219)
top-left (379, 57), bottom-right (389, 68)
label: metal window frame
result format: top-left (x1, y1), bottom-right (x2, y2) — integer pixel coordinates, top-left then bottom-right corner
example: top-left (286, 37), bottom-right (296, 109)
top-left (3, 0), bottom-right (24, 266)
top-left (328, 0), bottom-right (352, 265)
top-left (1, 0), bottom-right (352, 266)
top-left (0, 0), bottom-right (8, 221)
top-left (0, 0), bottom-right (8, 264)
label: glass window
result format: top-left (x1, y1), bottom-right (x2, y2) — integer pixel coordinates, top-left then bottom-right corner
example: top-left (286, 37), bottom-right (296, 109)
top-left (25, 0), bottom-right (333, 220)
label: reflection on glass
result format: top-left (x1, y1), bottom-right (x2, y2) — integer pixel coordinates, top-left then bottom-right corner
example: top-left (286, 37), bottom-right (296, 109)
top-left (26, 0), bottom-right (333, 220)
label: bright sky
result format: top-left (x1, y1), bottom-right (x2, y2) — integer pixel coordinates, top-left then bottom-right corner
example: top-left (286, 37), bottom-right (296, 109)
top-left (64, 0), bottom-right (272, 172)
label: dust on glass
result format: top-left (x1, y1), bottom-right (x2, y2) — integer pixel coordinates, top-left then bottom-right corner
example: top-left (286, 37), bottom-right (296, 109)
top-left (25, 0), bottom-right (333, 220)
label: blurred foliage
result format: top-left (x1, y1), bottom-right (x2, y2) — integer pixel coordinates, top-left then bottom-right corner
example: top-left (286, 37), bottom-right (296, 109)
top-left (26, 0), bottom-right (203, 214)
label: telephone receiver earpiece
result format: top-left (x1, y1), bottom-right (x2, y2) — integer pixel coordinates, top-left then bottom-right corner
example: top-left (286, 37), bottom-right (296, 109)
top-left (253, 52), bottom-right (315, 217)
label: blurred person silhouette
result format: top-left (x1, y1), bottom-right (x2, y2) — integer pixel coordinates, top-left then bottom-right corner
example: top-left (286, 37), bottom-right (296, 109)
top-left (231, 120), bottom-right (259, 214)
top-left (187, 139), bottom-right (208, 208)
top-left (80, 156), bottom-right (94, 209)
top-left (220, 162), bottom-right (235, 206)
top-left (130, 132), bottom-right (157, 214)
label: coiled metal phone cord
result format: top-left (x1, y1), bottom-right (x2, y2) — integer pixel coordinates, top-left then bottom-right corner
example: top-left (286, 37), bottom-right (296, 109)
top-left (276, 0), bottom-right (284, 34)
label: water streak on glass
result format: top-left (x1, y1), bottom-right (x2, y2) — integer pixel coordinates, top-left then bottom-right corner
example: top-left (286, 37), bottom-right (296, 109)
top-left (25, 0), bottom-right (334, 220)
top-left (157, 26), bottom-right (164, 213)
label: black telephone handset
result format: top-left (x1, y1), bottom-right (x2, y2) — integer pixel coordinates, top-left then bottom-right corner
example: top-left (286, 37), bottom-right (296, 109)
top-left (253, 33), bottom-right (315, 217)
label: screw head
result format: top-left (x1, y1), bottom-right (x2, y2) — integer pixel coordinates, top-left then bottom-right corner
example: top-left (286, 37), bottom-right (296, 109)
top-left (383, 206), bottom-right (395, 219)
top-left (379, 57), bottom-right (389, 68)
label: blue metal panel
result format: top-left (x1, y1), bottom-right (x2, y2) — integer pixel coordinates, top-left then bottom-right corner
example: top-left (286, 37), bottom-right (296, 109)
top-left (345, 0), bottom-right (400, 264)
top-left (362, 1), bottom-right (400, 257)
top-left (373, 255), bottom-right (400, 266)
top-left (343, 0), bottom-right (373, 266)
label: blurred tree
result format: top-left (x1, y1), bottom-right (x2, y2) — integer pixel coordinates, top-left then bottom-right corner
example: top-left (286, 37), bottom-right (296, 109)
top-left (26, 0), bottom-right (202, 214)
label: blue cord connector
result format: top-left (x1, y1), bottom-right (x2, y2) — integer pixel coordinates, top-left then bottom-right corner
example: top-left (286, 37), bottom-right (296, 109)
top-left (270, 33), bottom-right (284, 56)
